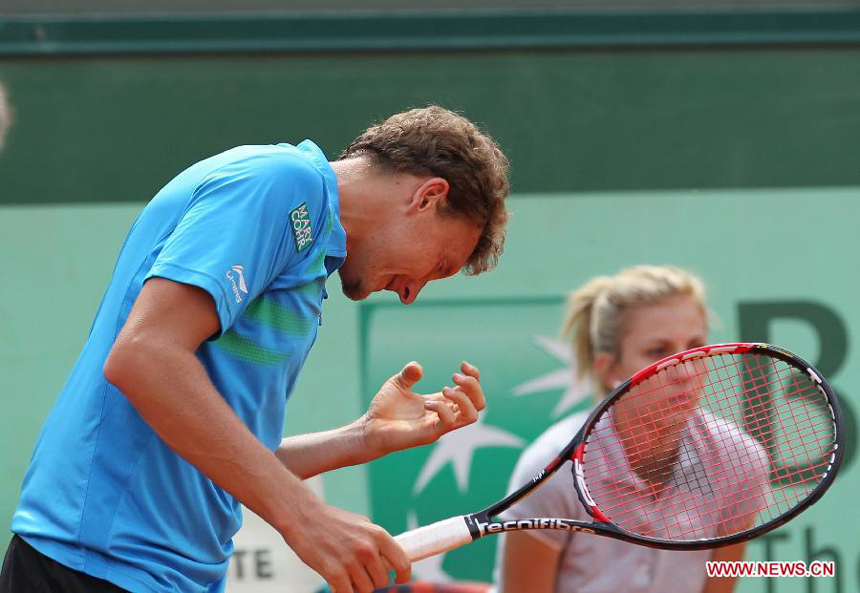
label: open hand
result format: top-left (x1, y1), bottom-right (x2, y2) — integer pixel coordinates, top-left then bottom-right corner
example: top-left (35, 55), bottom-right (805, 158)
top-left (361, 361), bottom-right (486, 456)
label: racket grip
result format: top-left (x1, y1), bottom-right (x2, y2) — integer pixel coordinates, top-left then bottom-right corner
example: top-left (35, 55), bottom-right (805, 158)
top-left (395, 516), bottom-right (474, 562)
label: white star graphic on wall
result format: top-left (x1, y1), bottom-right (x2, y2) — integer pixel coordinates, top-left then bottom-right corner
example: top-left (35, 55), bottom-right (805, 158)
top-left (512, 335), bottom-right (591, 418)
top-left (406, 511), bottom-right (453, 583)
top-left (413, 416), bottom-right (525, 495)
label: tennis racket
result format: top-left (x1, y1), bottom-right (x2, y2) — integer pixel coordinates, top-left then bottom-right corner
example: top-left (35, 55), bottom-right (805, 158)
top-left (395, 343), bottom-right (843, 560)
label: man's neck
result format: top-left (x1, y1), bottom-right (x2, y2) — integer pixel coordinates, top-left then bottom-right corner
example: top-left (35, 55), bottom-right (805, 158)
top-left (330, 158), bottom-right (378, 253)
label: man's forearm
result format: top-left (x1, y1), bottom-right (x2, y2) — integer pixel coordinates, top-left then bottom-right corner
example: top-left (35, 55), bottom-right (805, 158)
top-left (104, 340), bottom-right (318, 536)
top-left (276, 417), bottom-right (379, 479)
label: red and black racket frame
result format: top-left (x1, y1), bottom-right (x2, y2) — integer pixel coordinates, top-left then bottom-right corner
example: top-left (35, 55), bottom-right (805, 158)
top-left (462, 343), bottom-right (844, 551)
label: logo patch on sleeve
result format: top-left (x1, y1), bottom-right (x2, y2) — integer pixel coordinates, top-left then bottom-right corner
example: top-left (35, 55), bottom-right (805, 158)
top-left (289, 202), bottom-right (314, 253)
top-left (225, 264), bottom-right (249, 303)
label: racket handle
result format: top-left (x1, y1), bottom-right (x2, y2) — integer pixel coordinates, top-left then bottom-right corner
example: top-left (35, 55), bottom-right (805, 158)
top-left (395, 516), bottom-right (474, 562)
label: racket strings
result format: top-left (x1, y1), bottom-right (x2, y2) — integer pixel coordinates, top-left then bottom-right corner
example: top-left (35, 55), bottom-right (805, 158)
top-left (592, 360), bottom-right (832, 536)
top-left (584, 418), bottom-right (833, 514)
top-left (585, 400), bottom-right (831, 508)
top-left (588, 399), bottom-right (831, 518)
top-left (590, 356), bottom-right (834, 484)
top-left (580, 352), bottom-right (837, 541)
top-left (589, 432), bottom-right (835, 540)
top-left (590, 393), bottom-right (832, 482)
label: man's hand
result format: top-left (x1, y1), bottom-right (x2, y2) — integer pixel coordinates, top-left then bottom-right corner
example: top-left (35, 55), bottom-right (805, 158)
top-left (361, 361), bottom-right (486, 456)
top-left (282, 499), bottom-right (410, 593)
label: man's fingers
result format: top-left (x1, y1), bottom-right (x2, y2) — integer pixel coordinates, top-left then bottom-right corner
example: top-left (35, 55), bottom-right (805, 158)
top-left (461, 360), bottom-right (481, 381)
top-left (425, 398), bottom-right (455, 428)
top-left (347, 563), bottom-right (375, 593)
top-left (365, 555), bottom-right (391, 588)
top-left (327, 571), bottom-right (353, 593)
top-left (298, 506), bottom-right (404, 593)
top-left (380, 536), bottom-right (412, 585)
top-left (393, 361), bottom-right (423, 390)
top-left (452, 372), bottom-right (486, 411)
top-left (443, 387), bottom-right (478, 425)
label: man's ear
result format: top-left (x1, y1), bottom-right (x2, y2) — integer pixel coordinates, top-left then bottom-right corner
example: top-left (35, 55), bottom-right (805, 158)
top-left (407, 177), bottom-right (449, 214)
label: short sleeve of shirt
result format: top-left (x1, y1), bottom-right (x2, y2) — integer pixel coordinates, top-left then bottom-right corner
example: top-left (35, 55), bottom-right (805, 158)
top-left (146, 149), bottom-right (327, 336)
top-left (501, 413), bottom-right (589, 550)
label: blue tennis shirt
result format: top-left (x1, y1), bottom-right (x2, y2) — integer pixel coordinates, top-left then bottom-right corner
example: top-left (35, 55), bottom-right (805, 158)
top-left (12, 141), bottom-right (347, 592)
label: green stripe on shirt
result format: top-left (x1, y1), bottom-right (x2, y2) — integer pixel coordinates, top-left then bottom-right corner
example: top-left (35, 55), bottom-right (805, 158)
top-left (214, 330), bottom-right (289, 366)
top-left (243, 297), bottom-right (314, 336)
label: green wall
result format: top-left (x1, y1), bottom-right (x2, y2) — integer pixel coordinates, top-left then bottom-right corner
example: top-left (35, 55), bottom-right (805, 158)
top-left (7, 0), bottom-right (857, 15)
top-left (3, 47), bottom-right (860, 208)
top-left (2, 10), bottom-right (859, 591)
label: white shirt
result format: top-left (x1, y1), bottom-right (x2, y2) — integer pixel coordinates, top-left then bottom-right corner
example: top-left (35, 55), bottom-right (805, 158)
top-left (584, 408), bottom-right (770, 541)
top-left (493, 410), bottom-right (770, 593)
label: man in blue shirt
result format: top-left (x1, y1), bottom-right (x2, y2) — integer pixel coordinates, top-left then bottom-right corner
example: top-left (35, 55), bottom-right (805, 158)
top-left (2, 106), bottom-right (510, 593)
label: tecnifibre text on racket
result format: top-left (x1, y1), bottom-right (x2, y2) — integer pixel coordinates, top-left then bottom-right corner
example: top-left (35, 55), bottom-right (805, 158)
top-left (395, 343), bottom-right (843, 560)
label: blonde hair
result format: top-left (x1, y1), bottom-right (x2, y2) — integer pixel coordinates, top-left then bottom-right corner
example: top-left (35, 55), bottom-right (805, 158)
top-left (562, 265), bottom-right (707, 393)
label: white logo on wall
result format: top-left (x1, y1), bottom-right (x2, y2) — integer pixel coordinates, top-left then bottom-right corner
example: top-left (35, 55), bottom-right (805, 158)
top-left (512, 336), bottom-right (590, 417)
top-left (227, 265), bottom-right (249, 303)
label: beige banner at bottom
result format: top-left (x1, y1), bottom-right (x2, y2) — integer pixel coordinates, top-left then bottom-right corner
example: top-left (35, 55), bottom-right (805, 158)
top-left (225, 476), bottom-right (325, 592)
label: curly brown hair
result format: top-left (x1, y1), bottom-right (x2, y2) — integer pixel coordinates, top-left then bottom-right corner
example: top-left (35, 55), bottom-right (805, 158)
top-left (340, 106), bottom-right (510, 275)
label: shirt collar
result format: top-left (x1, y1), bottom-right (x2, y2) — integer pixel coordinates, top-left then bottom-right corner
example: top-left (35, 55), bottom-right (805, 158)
top-left (295, 140), bottom-right (347, 272)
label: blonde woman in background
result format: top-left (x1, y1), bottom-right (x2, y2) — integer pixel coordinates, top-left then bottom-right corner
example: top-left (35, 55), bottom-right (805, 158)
top-left (495, 265), bottom-right (747, 593)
